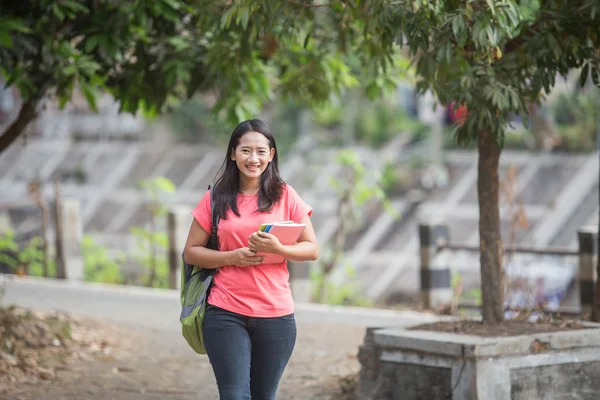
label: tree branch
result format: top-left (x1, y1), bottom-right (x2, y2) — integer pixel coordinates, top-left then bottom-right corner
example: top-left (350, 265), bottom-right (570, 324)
top-left (0, 99), bottom-right (39, 154)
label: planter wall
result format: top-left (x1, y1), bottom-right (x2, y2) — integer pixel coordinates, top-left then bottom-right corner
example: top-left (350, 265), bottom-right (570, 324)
top-left (357, 323), bottom-right (600, 400)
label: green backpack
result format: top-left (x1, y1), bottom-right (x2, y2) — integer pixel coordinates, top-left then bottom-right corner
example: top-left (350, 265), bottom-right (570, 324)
top-left (179, 186), bottom-right (220, 355)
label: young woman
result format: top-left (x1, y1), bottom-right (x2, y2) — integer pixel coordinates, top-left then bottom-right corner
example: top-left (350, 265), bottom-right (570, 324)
top-left (183, 119), bottom-right (319, 400)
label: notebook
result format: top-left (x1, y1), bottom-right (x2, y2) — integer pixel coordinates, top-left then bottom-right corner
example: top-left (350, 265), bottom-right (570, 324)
top-left (256, 222), bottom-right (306, 264)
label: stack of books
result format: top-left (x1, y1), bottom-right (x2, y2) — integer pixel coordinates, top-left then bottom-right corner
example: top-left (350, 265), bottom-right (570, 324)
top-left (256, 221), bottom-right (306, 263)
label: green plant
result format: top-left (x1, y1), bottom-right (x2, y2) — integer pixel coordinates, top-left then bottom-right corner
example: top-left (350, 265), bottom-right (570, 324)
top-left (312, 149), bottom-right (399, 304)
top-left (0, 230), bottom-right (19, 271)
top-left (1, 1), bottom-right (408, 154)
top-left (549, 84), bottom-right (600, 152)
top-left (379, 161), bottom-right (401, 196)
top-left (313, 101), bottom-right (344, 129)
top-left (130, 176), bottom-right (175, 288)
top-left (0, 231), bottom-right (55, 277)
top-left (81, 235), bottom-right (125, 284)
top-left (310, 262), bottom-right (372, 307)
top-left (168, 95), bottom-right (224, 144)
top-left (354, 98), bottom-right (425, 148)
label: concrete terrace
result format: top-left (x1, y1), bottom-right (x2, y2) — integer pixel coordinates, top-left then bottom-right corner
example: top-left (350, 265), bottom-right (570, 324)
top-left (1, 131), bottom-right (598, 305)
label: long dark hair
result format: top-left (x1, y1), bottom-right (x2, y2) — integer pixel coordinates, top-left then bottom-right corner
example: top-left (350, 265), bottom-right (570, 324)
top-left (213, 119), bottom-right (285, 220)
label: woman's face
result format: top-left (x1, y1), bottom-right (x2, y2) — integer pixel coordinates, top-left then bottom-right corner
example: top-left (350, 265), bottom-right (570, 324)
top-left (231, 131), bottom-right (275, 182)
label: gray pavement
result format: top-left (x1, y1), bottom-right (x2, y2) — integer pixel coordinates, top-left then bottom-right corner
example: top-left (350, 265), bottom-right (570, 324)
top-left (2, 275), bottom-right (442, 333)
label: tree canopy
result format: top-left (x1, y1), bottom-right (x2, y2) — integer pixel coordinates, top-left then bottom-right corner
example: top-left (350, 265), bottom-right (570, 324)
top-left (0, 0), bottom-right (405, 152)
top-left (375, 0), bottom-right (600, 323)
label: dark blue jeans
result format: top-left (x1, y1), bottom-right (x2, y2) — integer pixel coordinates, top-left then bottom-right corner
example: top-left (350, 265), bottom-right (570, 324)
top-left (203, 304), bottom-right (297, 400)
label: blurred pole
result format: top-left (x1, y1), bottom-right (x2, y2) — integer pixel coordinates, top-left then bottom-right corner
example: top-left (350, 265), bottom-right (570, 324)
top-left (60, 198), bottom-right (84, 281)
top-left (54, 179), bottom-right (65, 279)
top-left (594, 117), bottom-right (600, 320)
top-left (168, 206), bottom-right (193, 290)
top-left (579, 227), bottom-right (597, 319)
top-left (27, 179), bottom-right (49, 277)
top-left (419, 223), bottom-right (452, 309)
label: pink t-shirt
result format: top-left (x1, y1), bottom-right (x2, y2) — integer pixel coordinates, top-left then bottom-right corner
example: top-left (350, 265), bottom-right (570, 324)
top-left (191, 184), bottom-right (313, 318)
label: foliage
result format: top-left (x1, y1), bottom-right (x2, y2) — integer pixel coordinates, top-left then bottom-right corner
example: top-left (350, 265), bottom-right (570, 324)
top-left (372, 0), bottom-right (600, 146)
top-left (313, 99), bottom-right (344, 129)
top-left (330, 149), bottom-right (399, 223)
top-left (167, 95), bottom-right (225, 144)
top-left (130, 176), bottom-right (176, 288)
top-left (551, 85), bottom-right (600, 150)
top-left (137, 176), bottom-right (176, 217)
top-left (311, 88), bottom-right (427, 148)
top-left (313, 149), bottom-right (399, 303)
top-left (266, 99), bottom-right (305, 156)
top-left (355, 103), bottom-right (425, 148)
top-left (310, 262), bottom-right (372, 307)
top-left (81, 235), bottom-right (125, 284)
top-left (0, 231), bottom-right (55, 277)
top-left (0, 0), bottom-right (409, 152)
top-left (379, 161), bottom-right (402, 196)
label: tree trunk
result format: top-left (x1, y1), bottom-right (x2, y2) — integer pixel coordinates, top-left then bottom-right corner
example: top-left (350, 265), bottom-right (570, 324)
top-left (0, 99), bottom-right (38, 154)
top-left (54, 179), bottom-right (66, 279)
top-left (477, 130), bottom-right (505, 324)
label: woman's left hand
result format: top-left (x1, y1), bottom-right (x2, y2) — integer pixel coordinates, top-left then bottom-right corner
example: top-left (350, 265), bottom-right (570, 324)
top-left (248, 231), bottom-right (283, 254)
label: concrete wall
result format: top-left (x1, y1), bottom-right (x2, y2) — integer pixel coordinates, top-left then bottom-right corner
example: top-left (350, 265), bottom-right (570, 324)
top-left (357, 324), bottom-right (600, 400)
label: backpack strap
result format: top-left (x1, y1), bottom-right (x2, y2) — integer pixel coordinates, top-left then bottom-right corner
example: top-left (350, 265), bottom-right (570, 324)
top-left (208, 184), bottom-right (220, 251)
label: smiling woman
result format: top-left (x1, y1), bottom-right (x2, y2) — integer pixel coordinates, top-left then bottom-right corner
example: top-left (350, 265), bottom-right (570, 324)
top-left (182, 119), bottom-right (319, 400)
top-left (231, 131), bottom-right (275, 192)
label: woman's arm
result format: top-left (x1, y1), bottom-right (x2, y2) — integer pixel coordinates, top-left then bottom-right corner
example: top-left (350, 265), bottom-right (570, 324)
top-left (183, 219), bottom-right (265, 268)
top-left (249, 214), bottom-right (319, 262)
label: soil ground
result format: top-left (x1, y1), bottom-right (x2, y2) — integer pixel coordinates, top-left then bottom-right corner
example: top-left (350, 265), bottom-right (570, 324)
top-left (410, 318), bottom-right (588, 337)
top-left (1, 308), bottom-right (363, 400)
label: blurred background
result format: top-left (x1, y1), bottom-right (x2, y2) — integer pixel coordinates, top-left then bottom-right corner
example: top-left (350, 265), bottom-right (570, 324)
top-left (0, 69), bottom-right (598, 313)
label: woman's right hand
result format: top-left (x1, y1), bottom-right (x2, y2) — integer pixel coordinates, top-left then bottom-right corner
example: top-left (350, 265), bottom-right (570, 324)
top-left (228, 247), bottom-right (265, 267)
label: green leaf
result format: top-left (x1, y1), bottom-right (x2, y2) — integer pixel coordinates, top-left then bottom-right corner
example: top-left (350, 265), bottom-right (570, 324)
top-left (240, 9), bottom-right (250, 29)
top-left (52, 4), bottom-right (66, 20)
top-left (0, 31), bottom-right (13, 48)
top-left (580, 64), bottom-right (589, 88)
top-left (80, 82), bottom-right (98, 112)
top-left (153, 176), bottom-right (176, 193)
top-left (487, 0), bottom-right (496, 15)
top-left (0, 17), bottom-right (31, 33)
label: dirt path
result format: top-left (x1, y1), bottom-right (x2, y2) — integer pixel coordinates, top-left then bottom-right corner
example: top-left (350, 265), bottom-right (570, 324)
top-left (2, 316), bottom-right (365, 400)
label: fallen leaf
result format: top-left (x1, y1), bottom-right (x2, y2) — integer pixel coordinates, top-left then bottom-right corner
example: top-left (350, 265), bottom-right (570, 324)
top-left (38, 367), bottom-right (54, 380)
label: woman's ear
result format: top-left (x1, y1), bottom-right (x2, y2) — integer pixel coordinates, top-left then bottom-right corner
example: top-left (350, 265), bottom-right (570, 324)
top-left (231, 147), bottom-right (236, 161)
top-left (269, 147), bottom-right (275, 162)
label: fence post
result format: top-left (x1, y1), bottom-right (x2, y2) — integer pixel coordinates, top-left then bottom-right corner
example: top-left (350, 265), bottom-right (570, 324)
top-left (168, 206), bottom-right (193, 290)
top-left (56, 198), bottom-right (84, 281)
top-left (419, 223), bottom-right (451, 309)
top-left (578, 226), bottom-right (598, 318)
top-left (288, 261), bottom-right (312, 302)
